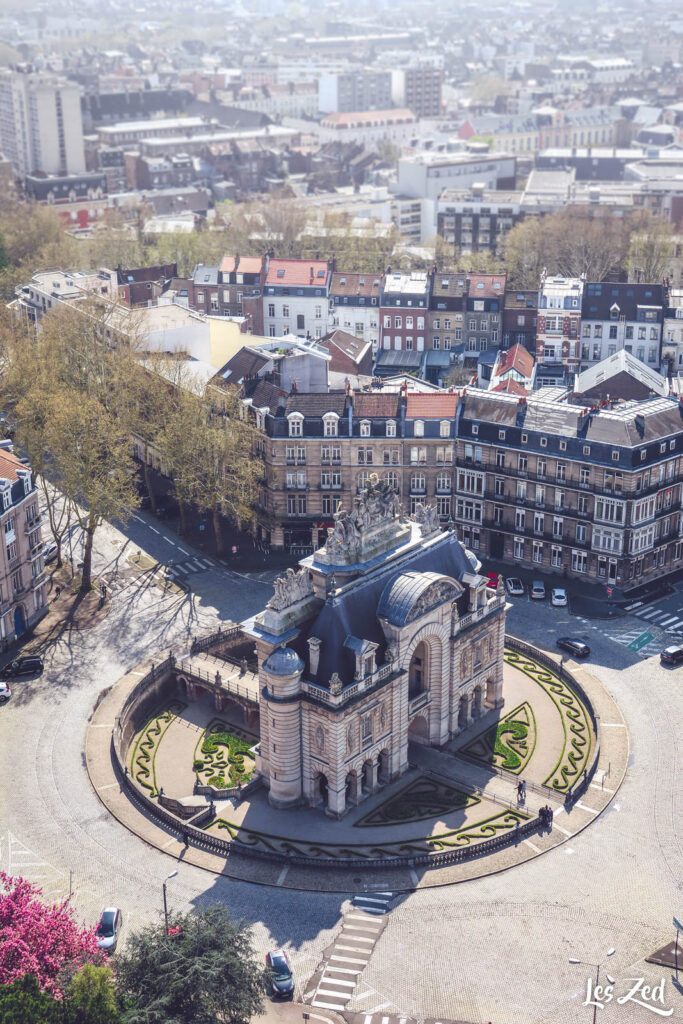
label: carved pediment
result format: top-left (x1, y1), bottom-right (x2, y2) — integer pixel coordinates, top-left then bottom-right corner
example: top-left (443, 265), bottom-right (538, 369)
top-left (407, 579), bottom-right (460, 623)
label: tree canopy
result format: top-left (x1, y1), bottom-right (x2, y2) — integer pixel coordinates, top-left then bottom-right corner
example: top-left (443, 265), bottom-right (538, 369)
top-left (114, 905), bottom-right (266, 1024)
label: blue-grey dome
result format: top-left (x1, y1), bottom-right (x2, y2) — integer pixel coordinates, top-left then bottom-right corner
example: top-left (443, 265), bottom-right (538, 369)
top-left (377, 571), bottom-right (460, 627)
top-left (264, 646), bottom-right (304, 675)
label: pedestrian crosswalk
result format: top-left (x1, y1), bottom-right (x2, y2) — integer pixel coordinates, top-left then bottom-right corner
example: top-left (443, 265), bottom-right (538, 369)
top-left (606, 627), bottom-right (663, 659)
top-left (167, 557), bottom-right (217, 576)
top-left (630, 604), bottom-right (683, 633)
top-left (307, 892), bottom-right (395, 1011)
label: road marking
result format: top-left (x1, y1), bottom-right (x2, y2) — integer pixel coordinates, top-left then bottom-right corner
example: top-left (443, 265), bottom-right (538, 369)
top-left (365, 1003), bottom-right (392, 1014)
top-left (639, 608), bottom-right (661, 619)
top-left (553, 823), bottom-right (572, 836)
top-left (346, 913), bottom-right (383, 924)
top-left (601, 722), bottom-right (626, 727)
top-left (322, 967), bottom-right (361, 975)
top-left (316, 988), bottom-right (352, 998)
top-left (148, 526), bottom-right (160, 534)
top-left (90, 723), bottom-right (115, 728)
top-left (524, 839), bottom-right (542, 853)
top-left (163, 536), bottom-right (176, 546)
top-left (275, 865), bottom-right (289, 886)
top-left (554, 806), bottom-right (564, 815)
top-left (341, 934), bottom-right (374, 943)
top-left (330, 955), bottom-right (370, 965)
top-left (312, 1001), bottom-right (348, 1010)
top-left (96, 782), bottom-right (120, 791)
top-left (354, 896), bottom-right (390, 906)
top-left (322, 976), bottom-right (356, 987)
top-left (335, 944), bottom-right (372, 954)
top-left (178, 547), bottom-right (190, 555)
top-left (575, 801), bottom-right (598, 815)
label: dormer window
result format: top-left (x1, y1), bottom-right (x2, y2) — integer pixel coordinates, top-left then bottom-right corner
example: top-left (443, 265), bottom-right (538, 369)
top-left (287, 413), bottom-right (304, 437)
top-left (440, 420), bottom-right (450, 438)
top-left (0, 481), bottom-right (10, 511)
top-left (360, 420), bottom-right (371, 438)
top-left (323, 412), bottom-right (339, 437)
top-left (386, 419), bottom-right (396, 437)
top-left (414, 420), bottom-right (424, 437)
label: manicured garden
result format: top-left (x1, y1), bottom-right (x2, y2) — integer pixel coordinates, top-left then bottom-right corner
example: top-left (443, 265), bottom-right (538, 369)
top-left (193, 719), bottom-right (256, 789)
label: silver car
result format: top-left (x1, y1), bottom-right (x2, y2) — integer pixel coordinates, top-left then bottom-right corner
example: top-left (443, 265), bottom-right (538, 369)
top-left (96, 907), bottom-right (122, 953)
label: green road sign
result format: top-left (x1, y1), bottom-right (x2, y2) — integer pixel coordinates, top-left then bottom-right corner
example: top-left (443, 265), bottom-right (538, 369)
top-left (629, 631), bottom-right (653, 652)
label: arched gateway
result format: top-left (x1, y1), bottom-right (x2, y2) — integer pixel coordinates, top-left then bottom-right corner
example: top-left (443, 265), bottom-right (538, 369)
top-left (244, 478), bottom-right (507, 818)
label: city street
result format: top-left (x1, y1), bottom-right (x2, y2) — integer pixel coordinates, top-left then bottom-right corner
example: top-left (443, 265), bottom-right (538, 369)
top-left (0, 510), bottom-right (681, 1024)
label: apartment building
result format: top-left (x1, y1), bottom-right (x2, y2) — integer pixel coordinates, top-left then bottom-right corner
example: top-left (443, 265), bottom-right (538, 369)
top-left (580, 281), bottom-right (665, 370)
top-left (318, 70), bottom-right (393, 113)
top-left (397, 152), bottom-right (516, 202)
top-left (250, 386), bottom-right (458, 552)
top-left (327, 272), bottom-right (381, 353)
top-left (379, 272), bottom-right (430, 352)
top-left (464, 274), bottom-right (507, 359)
top-left (436, 186), bottom-right (524, 254)
top-left (0, 445), bottom-right (48, 644)
top-left (263, 259), bottom-right (331, 339)
top-left (218, 255), bottom-right (265, 332)
top-left (428, 274), bottom-right (466, 352)
top-left (535, 274), bottom-right (583, 372)
top-left (0, 66), bottom-right (85, 177)
top-left (455, 389), bottom-right (683, 589)
top-left (391, 66), bottom-right (443, 119)
top-left (503, 290), bottom-right (538, 351)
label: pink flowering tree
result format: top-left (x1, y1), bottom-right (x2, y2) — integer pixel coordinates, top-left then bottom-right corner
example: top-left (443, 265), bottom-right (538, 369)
top-left (0, 872), bottom-right (102, 996)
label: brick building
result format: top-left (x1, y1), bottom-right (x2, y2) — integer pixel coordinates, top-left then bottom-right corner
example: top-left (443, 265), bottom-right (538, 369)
top-left (379, 272), bottom-right (430, 353)
top-left (535, 274), bottom-right (583, 373)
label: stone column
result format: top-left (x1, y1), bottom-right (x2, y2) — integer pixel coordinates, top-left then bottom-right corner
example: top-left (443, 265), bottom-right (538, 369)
top-left (326, 777), bottom-right (346, 818)
top-left (349, 772), bottom-right (362, 804)
top-left (367, 758), bottom-right (379, 793)
top-left (465, 691), bottom-right (474, 729)
top-left (473, 687), bottom-right (484, 718)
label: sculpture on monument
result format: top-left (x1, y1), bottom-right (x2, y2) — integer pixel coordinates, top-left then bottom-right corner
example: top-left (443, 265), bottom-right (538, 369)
top-left (267, 567), bottom-right (314, 611)
top-left (324, 476), bottom-right (401, 559)
top-left (410, 501), bottom-right (440, 536)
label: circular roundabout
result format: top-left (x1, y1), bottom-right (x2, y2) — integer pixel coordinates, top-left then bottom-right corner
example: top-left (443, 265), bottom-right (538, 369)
top-left (86, 634), bottom-right (629, 892)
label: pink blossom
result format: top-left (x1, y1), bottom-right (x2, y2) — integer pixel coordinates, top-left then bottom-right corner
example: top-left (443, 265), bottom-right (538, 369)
top-left (0, 872), bottom-right (102, 996)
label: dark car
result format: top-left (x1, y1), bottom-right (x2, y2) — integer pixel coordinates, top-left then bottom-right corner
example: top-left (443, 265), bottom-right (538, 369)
top-left (1, 655), bottom-right (44, 678)
top-left (556, 637), bottom-right (590, 659)
top-left (265, 949), bottom-right (294, 1000)
top-left (660, 645), bottom-right (683, 666)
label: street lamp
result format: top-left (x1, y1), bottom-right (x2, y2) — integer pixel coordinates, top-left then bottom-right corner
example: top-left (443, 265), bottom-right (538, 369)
top-left (162, 871), bottom-right (178, 933)
top-left (569, 948), bottom-right (616, 1024)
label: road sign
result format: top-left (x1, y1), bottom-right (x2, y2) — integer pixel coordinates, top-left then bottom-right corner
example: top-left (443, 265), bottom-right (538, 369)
top-left (629, 631), bottom-right (653, 652)
top-left (674, 915), bottom-right (683, 932)
top-left (606, 586), bottom-right (613, 598)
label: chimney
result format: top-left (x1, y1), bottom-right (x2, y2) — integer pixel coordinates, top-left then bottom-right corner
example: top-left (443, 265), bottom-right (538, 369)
top-left (307, 636), bottom-right (322, 676)
top-left (310, 266), bottom-right (314, 281)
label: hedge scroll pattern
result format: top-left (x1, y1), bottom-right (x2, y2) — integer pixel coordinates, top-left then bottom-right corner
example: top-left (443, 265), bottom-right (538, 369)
top-left (211, 807), bottom-right (530, 860)
top-left (193, 719), bottom-right (256, 789)
top-left (130, 702), bottom-right (186, 796)
top-left (504, 651), bottom-right (593, 792)
top-left (354, 776), bottom-right (480, 827)
top-left (461, 701), bottom-right (536, 774)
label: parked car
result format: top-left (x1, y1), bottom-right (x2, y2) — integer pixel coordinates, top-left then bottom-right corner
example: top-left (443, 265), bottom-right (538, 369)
top-left (96, 907), bottom-right (122, 953)
top-left (265, 949), bottom-right (294, 999)
top-left (42, 541), bottom-right (58, 564)
top-left (506, 577), bottom-right (525, 596)
top-left (0, 681), bottom-right (10, 703)
top-left (556, 637), bottom-right (591, 659)
top-left (1, 655), bottom-right (44, 678)
top-left (531, 580), bottom-right (546, 600)
top-left (551, 588), bottom-right (568, 607)
top-left (660, 645), bottom-right (683, 666)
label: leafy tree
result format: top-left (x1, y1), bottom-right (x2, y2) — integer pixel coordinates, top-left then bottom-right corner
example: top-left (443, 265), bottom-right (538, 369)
top-left (67, 964), bottom-right (119, 1024)
top-left (0, 873), bottom-right (101, 997)
top-left (0, 973), bottom-right (62, 1024)
top-left (625, 211), bottom-right (676, 282)
top-left (115, 905), bottom-right (266, 1024)
top-left (195, 386), bottom-right (262, 555)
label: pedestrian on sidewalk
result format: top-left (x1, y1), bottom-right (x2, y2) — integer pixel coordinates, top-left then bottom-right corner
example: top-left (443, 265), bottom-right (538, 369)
top-left (521, 779), bottom-right (527, 800)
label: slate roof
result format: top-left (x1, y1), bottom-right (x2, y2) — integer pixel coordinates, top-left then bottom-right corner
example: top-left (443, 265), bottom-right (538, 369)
top-left (247, 379), bottom-right (287, 414)
top-left (284, 393), bottom-right (347, 417)
top-left (581, 282), bottom-right (665, 320)
top-left (377, 571), bottom-right (462, 627)
top-left (574, 350), bottom-right (668, 398)
top-left (297, 531), bottom-right (476, 687)
top-left (192, 264), bottom-right (219, 286)
top-left (217, 347), bottom-right (269, 384)
top-left (330, 272), bottom-right (381, 298)
top-left (264, 647), bottom-right (304, 675)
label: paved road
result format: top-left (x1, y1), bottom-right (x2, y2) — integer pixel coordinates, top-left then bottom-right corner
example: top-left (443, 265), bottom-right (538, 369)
top-left (0, 513), bottom-right (681, 1024)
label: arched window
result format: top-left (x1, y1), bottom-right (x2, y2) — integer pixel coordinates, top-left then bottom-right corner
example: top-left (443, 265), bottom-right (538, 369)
top-left (386, 419), bottom-right (396, 437)
top-left (287, 413), bottom-right (304, 437)
top-left (384, 471), bottom-right (398, 489)
top-left (323, 412), bottom-right (338, 437)
top-left (440, 420), bottom-right (450, 437)
top-left (360, 419), bottom-right (371, 437)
